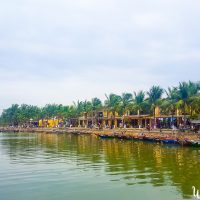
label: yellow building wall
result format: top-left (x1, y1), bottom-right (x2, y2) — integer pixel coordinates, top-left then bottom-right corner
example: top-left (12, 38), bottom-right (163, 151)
top-left (107, 111), bottom-right (112, 118)
top-left (47, 119), bottom-right (54, 127)
top-left (38, 119), bottom-right (61, 128)
top-left (54, 119), bottom-right (59, 127)
top-left (103, 111), bottom-right (108, 117)
top-left (39, 120), bottom-right (43, 127)
top-left (47, 119), bottom-right (59, 127)
top-left (155, 107), bottom-right (160, 117)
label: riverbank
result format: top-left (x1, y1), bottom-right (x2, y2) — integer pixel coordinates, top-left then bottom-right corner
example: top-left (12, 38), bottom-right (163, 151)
top-left (0, 126), bottom-right (199, 141)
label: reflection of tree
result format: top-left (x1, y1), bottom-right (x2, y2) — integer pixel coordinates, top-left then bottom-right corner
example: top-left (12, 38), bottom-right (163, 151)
top-left (1, 133), bottom-right (200, 198)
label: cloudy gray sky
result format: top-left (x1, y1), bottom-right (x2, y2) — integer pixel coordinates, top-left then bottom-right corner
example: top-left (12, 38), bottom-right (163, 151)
top-left (0, 0), bottom-right (200, 110)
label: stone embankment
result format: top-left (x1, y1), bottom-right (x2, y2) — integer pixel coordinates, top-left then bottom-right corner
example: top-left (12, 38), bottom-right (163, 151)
top-left (0, 127), bottom-right (199, 141)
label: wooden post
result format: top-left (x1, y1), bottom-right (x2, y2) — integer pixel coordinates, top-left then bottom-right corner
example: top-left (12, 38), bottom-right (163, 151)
top-left (114, 119), bottom-right (118, 128)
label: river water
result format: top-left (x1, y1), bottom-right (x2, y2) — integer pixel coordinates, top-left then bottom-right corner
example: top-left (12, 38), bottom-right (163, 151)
top-left (0, 132), bottom-right (200, 200)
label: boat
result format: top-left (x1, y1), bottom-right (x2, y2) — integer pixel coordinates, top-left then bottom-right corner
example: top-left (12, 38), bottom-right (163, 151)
top-left (114, 133), bottom-right (129, 140)
top-left (143, 136), bottom-right (160, 142)
top-left (98, 134), bottom-right (115, 139)
top-left (187, 139), bottom-right (200, 147)
top-left (177, 139), bottom-right (191, 146)
top-left (161, 139), bottom-right (178, 144)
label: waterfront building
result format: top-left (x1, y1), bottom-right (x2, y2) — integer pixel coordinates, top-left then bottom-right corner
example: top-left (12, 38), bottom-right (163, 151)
top-left (77, 107), bottom-right (187, 129)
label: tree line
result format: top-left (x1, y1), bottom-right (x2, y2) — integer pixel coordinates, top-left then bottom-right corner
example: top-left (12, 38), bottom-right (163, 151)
top-left (0, 81), bottom-right (199, 126)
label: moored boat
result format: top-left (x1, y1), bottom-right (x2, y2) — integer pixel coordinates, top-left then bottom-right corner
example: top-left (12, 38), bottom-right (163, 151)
top-left (187, 139), bottom-right (200, 147)
top-left (143, 136), bottom-right (159, 142)
top-left (177, 139), bottom-right (190, 146)
top-left (98, 134), bottom-right (115, 139)
top-left (161, 139), bottom-right (178, 144)
top-left (115, 135), bottom-right (127, 140)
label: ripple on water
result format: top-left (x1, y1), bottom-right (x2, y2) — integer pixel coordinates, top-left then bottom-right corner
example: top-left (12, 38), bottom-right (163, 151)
top-left (0, 133), bottom-right (197, 200)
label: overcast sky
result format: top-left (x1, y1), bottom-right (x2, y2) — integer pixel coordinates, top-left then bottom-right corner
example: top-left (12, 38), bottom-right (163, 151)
top-left (0, 0), bottom-right (200, 110)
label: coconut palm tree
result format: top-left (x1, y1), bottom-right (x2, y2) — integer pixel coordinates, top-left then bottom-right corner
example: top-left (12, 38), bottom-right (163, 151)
top-left (181, 81), bottom-right (200, 118)
top-left (161, 87), bottom-right (179, 128)
top-left (176, 81), bottom-right (199, 127)
top-left (91, 98), bottom-right (102, 110)
top-left (189, 94), bottom-right (200, 117)
top-left (91, 98), bottom-right (102, 125)
top-left (188, 81), bottom-right (200, 115)
top-left (105, 93), bottom-right (122, 128)
top-left (119, 93), bottom-right (133, 115)
top-left (133, 91), bottom-right (146, 116)
top-left (119, 93), bottom-right (133, 126)
top-left (132, 91), bottom-right (147, 128)
top-left (147, 86), bottom-right (164, 128)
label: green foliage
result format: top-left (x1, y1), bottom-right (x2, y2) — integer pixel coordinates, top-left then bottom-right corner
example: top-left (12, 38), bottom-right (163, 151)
top-left (132, 91), bottom-right (147, 115)
top-left (161, 87), bottom-right (179, 115)
top-left (104, 93), bottom-right (122, 116)
top-left (91, 98), bottom-right (102, 110)
top-left (147, 85), bottom-right (164, 117)
top-left (0, 81), bottom-right (199, 126)
top-left (0, 104), bottom-right (41, 126)
top-left (118, 93), bottom-right (133, 115)
top-left (147, 86), bottom-right (164, 105)
top-left (189, 113), bottom-right (199, 120)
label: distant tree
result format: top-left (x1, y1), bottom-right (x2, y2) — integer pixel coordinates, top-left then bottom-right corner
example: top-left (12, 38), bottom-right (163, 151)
top-left (105, 93), bottom-right (122, 127)
top-left (91, 98), bottom-right (102, 111)
top-left (119, 93), bottom-right (133, 115)
top-left (176, 81), bottom-right (200, 127)
top-left (0, 81), bottom-right (199, 128)
top-left (132, 91), bottom-right (146, 116)
top-left (91, 98), bottom-right (102, 125)
top-left (147, 86), bottom-right (164, 128)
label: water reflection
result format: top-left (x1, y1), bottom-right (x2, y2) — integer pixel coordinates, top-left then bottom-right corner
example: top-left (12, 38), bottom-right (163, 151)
top-left (1, 132), bottom-right (200, 199)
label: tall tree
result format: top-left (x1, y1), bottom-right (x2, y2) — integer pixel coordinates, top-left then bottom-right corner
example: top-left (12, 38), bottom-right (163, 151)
top-left (176, 81), bottom-right (200, 127)
top-left (161, 87), bottom-right (179, 127)
top-left (147, 86), bottom-right (164, 128)
top-left (118, 93), bottom-right (133, 126)
top-left (119, 93), bottom-right (133, 115)
top-left (0, 104), bottom-right (19, 126)
top-left (133, 91), bottom-right (146, 116)
top-left (105, 93), bottom-right (122, 127)
top-left (91, 98), bottom-right (102, 125)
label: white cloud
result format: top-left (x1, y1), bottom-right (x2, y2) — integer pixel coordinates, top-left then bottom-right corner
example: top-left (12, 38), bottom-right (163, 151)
top-left (0, 0), bottom-right (200, 109)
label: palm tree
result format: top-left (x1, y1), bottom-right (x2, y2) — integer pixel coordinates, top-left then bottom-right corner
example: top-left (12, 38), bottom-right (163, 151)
top-left (176, 81), bottom-right (200, 127)
top-left (176, 82), bottom-right (197, 127)
top-left (120, 93), bottom-right (133, 114)
top-left (133, 91), bottom-right (146, 116)
top-left (73, 100), bottom-right (84, 116)
top-left (189, 94), bottom-right (200, 117)
top-left (147, 86), bottom-right (164, 129)
top-left (187, 81), bottom-right (200, 116)
top-left (132, 91), bottom-right (147, 128)
top-left (105, 93), bottom-right (122, 128)
top-left (83, 100), bottom-right (92, 113)
top-left (161, 87), bottom-right (179, 128)
top-left (119, 93), bottom-right (133, 126)
top-left (91, 98), bottom-right (102, 125)
top-left (91, 98), bottom-right (102, 110)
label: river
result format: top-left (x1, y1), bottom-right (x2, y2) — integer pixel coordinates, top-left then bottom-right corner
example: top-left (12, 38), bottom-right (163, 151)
top-left (0, 132), bottom-right (199, 200)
